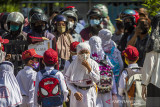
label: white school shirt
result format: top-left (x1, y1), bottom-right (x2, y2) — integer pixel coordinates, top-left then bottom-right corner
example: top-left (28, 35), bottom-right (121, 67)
top-left (118, 63), bottom-right (139, 96)
top-left (34, 66), bottom-right (68, 107)
top-left (16, 66), bottom-right (37, 107)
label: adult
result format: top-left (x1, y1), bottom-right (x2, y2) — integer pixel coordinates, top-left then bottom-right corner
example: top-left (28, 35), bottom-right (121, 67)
top-left (62, 10), bottom-right (82, 42)
top-left (80, 8), bottom-right (103, 41)
top-left (127, 17), bottom-right (151, 67)
top-left (93, 4), bottom-right (115, 34)
top-left (53, 15), bottom-right (73, 70)
top-left (141, 14), bottom-right (160, 107)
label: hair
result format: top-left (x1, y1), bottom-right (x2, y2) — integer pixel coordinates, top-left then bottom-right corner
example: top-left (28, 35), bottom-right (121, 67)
top-left (23, 57), bottom-right (34, 65)
top-left (45, 63), bottom-right (55, 67)
top-left (137, 17), bottom-right (151, 28)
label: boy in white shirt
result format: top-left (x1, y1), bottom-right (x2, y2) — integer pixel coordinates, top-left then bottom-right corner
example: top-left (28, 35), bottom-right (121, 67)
top-left (34, 48), bottom-right (68, 107)
top-left (16, 48), bottom-right (43, 107)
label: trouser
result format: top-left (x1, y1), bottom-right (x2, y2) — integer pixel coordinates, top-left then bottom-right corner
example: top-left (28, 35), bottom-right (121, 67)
top-left (147, 83), bottom-right (160, 107)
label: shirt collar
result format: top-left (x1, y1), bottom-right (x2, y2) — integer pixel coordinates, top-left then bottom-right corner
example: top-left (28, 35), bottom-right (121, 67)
top-left (45, 66), bottom-right (55, 71)
top-left (128, 63), bottom-right (139, 68)
top-left (24, 66), bottom-right (33, 70)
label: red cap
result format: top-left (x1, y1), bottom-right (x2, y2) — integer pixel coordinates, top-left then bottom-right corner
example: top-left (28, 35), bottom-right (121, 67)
top-left (70, 41), bottom-right (80, 52)
top-left (66, 6), bottom-right (75, 9)
top-left (22, 48), bottom-right (43, 60)
top-left (122, 45), bottom-right (139, 61)
top-left (43, 48), bottom-right (58, 64)
top-left (0, 36), bottom-right (9, 44)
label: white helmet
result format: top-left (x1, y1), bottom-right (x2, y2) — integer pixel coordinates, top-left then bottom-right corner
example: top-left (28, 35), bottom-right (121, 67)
top-left (7, 12), bottom-right (24, 24)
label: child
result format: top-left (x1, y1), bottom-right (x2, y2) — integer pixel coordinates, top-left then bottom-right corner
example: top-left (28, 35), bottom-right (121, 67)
top-left (65, 42), bottom-right (100, 107)
top-left (0, 37), bottom-right (22, 107)
top-left (16, 48), bottom-right (43, 107)
top-left (63, 41), bottom-right (80, 75)
top-left (98, 29), bottom-right (123, 84)
top-left (118, 45), bottom-right (146, 107)
top-left (34, 48), bottom-right (68, 107)
top-left (89, 36), bottom-right (117, 107)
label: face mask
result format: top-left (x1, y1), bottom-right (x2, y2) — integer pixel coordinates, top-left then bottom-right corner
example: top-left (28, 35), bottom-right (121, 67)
top-left (90, 19), bottom-right (100, 26)
top-left (72, 55), bottom-right (77, 60)
top-left (34, 25), bottom-right (46, 33)
top-left (31, 62), bottom-right (39, 70)
top-left (78, 54), bottom-right (90, 61)
top-left (10, 25), bottom-right (20, 31)
top-left (68, 22), bottom-right (74, 29)
top-left (125, 57), bottom-right (129, 65)
top-left (57, 26), bottom-right (66, 33)
top-left (124, 22), bottom-right (134, 32)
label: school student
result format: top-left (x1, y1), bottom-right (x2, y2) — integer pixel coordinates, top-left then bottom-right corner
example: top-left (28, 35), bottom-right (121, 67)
top-left (34, 48), bottom-right (68, 107)
top-left (16, 49), bottom-right (43, 107)
top-left (63, 41), bottom-right (80, 75)
top-left (65, 42), bottom-right (100, 107)
top-left (118, 45), bottom-right (146, 107)
top-left (0, 38), bottom-right (22, 107)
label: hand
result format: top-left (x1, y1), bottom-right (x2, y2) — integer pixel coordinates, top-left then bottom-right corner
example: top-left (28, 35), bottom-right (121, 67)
top-left (5, 54), bottom-right (11, 61)
top-left (135, 26), bottom-right (142, 36)
top-left (42, 37), bottom-right (49, 40)
top-left (82, 60), bottom-right (91, 73)
top-left (142, 85), bottom-right (146, 101)
top-left (74, 92), bottom-right (83, 101)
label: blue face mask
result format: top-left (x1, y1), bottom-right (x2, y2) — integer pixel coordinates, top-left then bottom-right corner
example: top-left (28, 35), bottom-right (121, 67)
top-left (90, 19), bottom-right (100, 26)
top-left (10, 25), bottom-right (20, 31)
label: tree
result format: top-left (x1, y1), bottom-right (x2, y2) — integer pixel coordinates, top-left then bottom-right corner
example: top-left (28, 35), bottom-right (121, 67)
top-left (142, 0), bottom-right (160, 16)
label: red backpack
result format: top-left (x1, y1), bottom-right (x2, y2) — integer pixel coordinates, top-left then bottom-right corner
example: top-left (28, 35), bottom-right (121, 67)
top-left (38, 69), bottom-right (64, 107)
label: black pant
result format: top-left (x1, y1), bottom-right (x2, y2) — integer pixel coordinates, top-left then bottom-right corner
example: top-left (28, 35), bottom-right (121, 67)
top-left (147, 83), bottom-right (160, 107)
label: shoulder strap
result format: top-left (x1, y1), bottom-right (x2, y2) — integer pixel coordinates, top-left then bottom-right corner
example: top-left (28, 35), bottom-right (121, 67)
top-left (125, 67), bottom-right (142, 79)
top-left (50, 69), bottom-right (59, 75)
top-left (40, 69), bottom-right (46, 75)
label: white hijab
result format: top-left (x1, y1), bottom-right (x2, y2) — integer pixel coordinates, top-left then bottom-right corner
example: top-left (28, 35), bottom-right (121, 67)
top-left (65, 42), bottom-right (97, 83)
top-left (89, 36), bottom-right (105, 60)
top-left (98, 29), bottom-right (117, 50)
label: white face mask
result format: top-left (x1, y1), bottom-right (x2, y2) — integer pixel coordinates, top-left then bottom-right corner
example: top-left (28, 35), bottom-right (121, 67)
top-left (78, 54), bottom-right (90, 61)
top-left (68, 21), bottom-right (74, 29)
top-left (72, 55), bottom-right (77, 60)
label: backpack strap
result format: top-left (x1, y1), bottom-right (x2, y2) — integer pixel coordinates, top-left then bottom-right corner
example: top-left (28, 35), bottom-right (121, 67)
top-left (125, 67), bottom-right (142, 79)
top-left (50, 69), bottom-right (59, 75)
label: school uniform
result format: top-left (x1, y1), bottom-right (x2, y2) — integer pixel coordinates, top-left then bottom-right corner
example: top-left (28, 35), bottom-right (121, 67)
top-left (34, 66), bottom-right (68, 107)
top-left (118, 63), bottom-right (139, 96)
top-left (16, 66), bottom-right (37, 107)
top-left (0, 61), bottom-right (22, 107)
top-left (65, 42), bottom-right (100, 107)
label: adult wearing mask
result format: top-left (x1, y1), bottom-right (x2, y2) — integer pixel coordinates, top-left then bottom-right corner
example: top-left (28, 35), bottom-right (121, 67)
top-left (112, 18), bottom-right (124, 45)
top-left (80, 8), bottom-right (103, 41)
top-left (118, 9), bottom-right (139, 52)
top-left (53, 15), bottom-right (73, 70)
top-left (127, 17), bottom-right (151, 67)
top-left (3, 12), bottom-right (28, 74)
top-left (93, 4), bottom-right (115, 34)
top-left (23, 7), bottom-right (44, 33)
top-left (62, 10), bottom-right (82, 42)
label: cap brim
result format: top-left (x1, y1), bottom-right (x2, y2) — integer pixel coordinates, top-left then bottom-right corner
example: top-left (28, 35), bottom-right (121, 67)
top-left (33, 54), bottom-right (43, 58)
top-left (115, 18), bottom-right (122, 22)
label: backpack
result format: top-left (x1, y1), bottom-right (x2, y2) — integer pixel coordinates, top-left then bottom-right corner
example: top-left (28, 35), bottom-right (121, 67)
top-left (97, 59), bottom-right (113, 94)
top-left (124, 67), bottom-right (146, 107)
top-left (38, 69), bottom-right (64, 107)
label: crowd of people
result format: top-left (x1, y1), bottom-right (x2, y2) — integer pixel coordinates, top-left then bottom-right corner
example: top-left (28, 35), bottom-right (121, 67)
top-left (0, 3), bottom-right (160, 107)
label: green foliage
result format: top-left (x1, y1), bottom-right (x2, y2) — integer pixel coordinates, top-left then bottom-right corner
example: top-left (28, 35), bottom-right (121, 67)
top-left (142, 0), bottom-right (160, 16)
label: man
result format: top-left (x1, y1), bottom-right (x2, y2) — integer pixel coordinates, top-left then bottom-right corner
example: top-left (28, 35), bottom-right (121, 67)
top-left (127, 17), bottom-right (151, 67)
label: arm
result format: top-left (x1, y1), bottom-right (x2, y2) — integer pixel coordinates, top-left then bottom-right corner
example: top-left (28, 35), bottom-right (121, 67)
top-left (117, 50), bottom-right (124, 72)
top-left (58, 73), bottom-right (68, 102)
top-left (112, 75), bottom-right (117, 94)
top-left (141, 51), bottom-right (155, 86)
top-left (34, 72), bottom-right (41, 107)
top-left (28, 74), bottom-right (36, 107)
top-left (118, 71), bottom-right (127, 96)
top-left (27, 33), bottom-right (43, 44)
